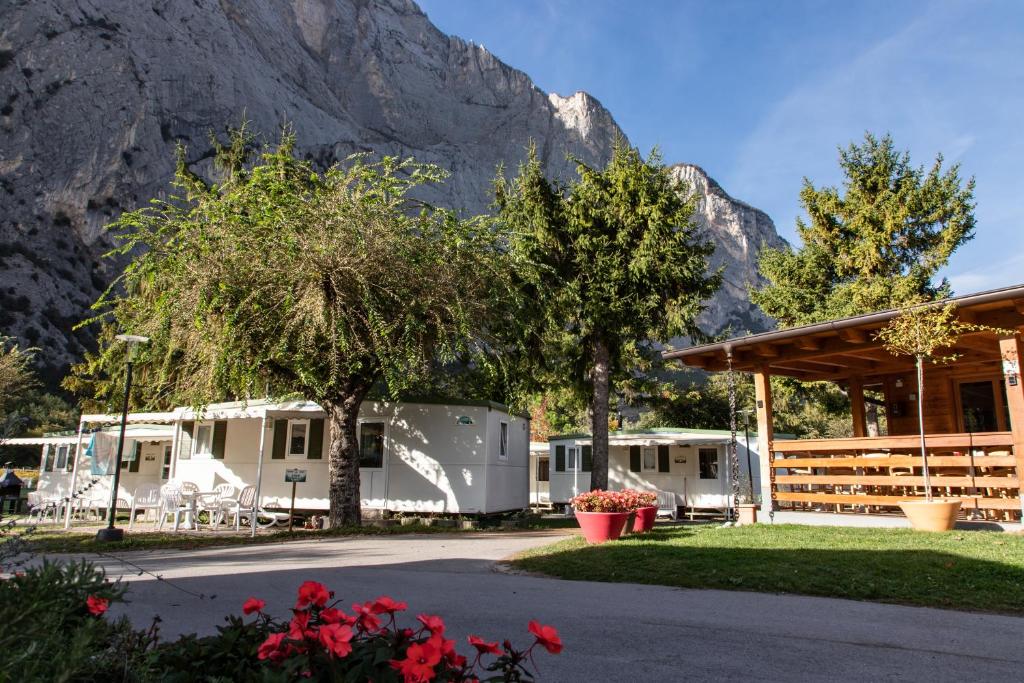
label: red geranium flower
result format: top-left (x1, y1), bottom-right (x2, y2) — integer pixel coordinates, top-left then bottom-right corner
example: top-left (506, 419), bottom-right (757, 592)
top-left (318, 622), bottom-right (354, 658)
top-left (242, 597), bottom-right (266, 615)
top-left (295, 581), bottom-right (331, 609)
top-left (258, 632), bottom-right (288, 662)
top-left (320, 607), bottom-right (355, 626)
top-left (467, 635), bottom-right (502, 656)
top-left (371, 595), bottom-right (408, 614)
top-left (86, 595), bottom-right (109, 616)
top-left (430, 633), bottom-right (456, 657)
top-left (417, 613), bottom-right (445, 635)
top-left (390, 639), bottom-right (442, 683)
top-left (528, 620), bottom-right (562, 654)
top-left (289, 609), bottom-right (316, 642)
top-left (351, 602), bottom-right (382, 632)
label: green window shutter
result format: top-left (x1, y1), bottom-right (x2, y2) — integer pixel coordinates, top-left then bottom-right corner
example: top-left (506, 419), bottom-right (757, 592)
top-left (581, 445), bottom-right (592, 472)
top-left (629, 445), bottom-right (641, 473)
top-left (307, 418), bottom-right (324, 459)
top-left (271, 419), bottom-right (288, 459)
top-left (129, 442), bottom-right (141, 472)
top-left (658, 445), bottom-right (670, 473)
top-left (212, 420), bottom-right (228, 460)
top-left (554, 445), bottom-right (565, 472)
top-left (178, 421), bottom-right (194, 460)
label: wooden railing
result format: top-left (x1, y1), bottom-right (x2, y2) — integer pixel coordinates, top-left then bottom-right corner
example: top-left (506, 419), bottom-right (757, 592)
top-left (769, 432), bottom-right (1021, 517)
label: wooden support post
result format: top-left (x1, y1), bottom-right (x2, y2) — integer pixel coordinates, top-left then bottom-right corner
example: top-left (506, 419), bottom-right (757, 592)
top-left (849, 376), bottom-right (867, 438)
top-left (998, 335), bottom-right (1024, 519)
top-left (753, 366), bottom-right (775, 518)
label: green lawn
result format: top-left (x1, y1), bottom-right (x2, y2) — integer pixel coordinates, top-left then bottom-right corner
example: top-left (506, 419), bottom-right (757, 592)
top-left (510, 524), bottom-right (1024, 614)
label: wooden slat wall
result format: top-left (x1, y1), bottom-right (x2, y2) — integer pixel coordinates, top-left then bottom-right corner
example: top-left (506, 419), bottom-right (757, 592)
top-left (768, 431), bottom-right (1019, 519)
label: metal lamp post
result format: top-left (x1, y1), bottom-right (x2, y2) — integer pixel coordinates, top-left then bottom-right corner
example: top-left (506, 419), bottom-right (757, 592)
top-left (95, 334), bottom-right (149, 543)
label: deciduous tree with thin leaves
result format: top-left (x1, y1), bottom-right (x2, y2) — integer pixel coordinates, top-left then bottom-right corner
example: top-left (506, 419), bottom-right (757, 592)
top-left (66, 127), bottom-right (505, 526)
top-left (495, 141), bottom-right (720, 490)
top-left (877, 301), bottom-right (1008, 500)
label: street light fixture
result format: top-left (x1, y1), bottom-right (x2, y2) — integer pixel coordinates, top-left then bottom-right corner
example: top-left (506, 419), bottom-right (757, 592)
top-left (95, 334), bottom-right (150, 543)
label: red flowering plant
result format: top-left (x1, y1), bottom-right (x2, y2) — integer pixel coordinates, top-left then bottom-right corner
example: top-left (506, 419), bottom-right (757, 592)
top-left (226, 580), bottom-right (560, 681)
top-left (569, 489), bottom-right (629, 513)
top-left (618, 489), bottom-right (657, 510)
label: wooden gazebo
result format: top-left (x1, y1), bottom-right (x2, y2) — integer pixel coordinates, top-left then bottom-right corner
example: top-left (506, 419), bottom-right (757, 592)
top-left (665, 285), bottom-right (1024, 524)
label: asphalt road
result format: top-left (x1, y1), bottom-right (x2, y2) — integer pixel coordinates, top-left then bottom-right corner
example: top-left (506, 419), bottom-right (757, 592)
top-left (72, 532), bottom-right (1024, 682)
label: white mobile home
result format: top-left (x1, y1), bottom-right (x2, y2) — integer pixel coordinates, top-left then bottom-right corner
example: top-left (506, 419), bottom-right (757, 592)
top-left (547, 428), bottom-right (763, 514)
top-left (171, 398), bottom-right (529, 515)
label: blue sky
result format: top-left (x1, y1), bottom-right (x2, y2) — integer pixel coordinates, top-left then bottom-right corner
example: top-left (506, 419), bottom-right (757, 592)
top-left (418, 0), bottom-right (1023, 294)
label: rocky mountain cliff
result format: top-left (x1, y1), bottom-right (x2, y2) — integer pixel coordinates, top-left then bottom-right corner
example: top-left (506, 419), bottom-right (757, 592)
top-left (0, 0), bottom-right (783, 382)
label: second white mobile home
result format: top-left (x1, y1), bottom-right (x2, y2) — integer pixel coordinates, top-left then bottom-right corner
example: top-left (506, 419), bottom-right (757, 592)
top-left (546, 428), bottom-right (762, 513)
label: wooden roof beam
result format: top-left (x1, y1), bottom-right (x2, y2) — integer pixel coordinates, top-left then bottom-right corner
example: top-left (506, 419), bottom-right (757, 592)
top-left (838, 328), bottom-right (869, 344)
top-left (794, 337), bottom-right (823, 351)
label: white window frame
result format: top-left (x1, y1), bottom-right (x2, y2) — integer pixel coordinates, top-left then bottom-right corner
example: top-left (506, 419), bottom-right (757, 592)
top-left (357, 420), bottom-right (386, 470)
top-left (498, 421), bottom-right (509, 461)
top-left (286, 419), bottom-right (310, 459)
top-left (642, 446), bottom-right (657, 472)
top-left (567, 446), bottom-right (579, 471)
top-left (193, 422), bottom-right (214, 458)
top-left (55, 444), bottom-right (69, 471)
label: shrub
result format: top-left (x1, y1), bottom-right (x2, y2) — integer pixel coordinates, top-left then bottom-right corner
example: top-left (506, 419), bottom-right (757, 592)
top-left (570, 489), bottom-right (630, 513)
top-left (619, 489), bottom-right (657, 510)
top-left (0, 553), bottom-right (561, 682)
top-left (144, 582), bottom-right (561, 682)
top-left (0, 560), bottom-right (148, 681)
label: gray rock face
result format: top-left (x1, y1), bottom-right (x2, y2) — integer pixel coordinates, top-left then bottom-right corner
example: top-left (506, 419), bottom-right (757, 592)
top-left (0, 0), bottom-right (782, 380)
top-left (672, 164), bottom-right (787, 335)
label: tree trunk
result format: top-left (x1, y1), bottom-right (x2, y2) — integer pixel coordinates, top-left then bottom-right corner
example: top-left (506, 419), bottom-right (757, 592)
top-left (866, 402), bottom-right (880, 437)
top-left (915, 355), bottom-right (932, 501)
top-left (589, 339), bottom-right (611, 491)
top-left (324, 381), bottom-right (372, 527)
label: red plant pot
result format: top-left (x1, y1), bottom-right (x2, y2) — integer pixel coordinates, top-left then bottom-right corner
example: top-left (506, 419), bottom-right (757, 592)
top-left (574, 511), bottom-right (630, 544)
top-left (632, 506), bottom-right (657, 532)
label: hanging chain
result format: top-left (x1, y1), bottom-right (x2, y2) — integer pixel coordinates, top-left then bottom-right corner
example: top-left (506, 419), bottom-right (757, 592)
top-left (727, 350), bottom-right (740, 521)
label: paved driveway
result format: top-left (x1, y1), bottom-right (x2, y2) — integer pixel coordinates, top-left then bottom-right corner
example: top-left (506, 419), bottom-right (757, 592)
top-left (75, 532), bottom-right (1024, 682)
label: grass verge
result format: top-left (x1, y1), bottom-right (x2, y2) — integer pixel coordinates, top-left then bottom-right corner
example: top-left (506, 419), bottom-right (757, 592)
top-left (14, 516), bottom-right (578, 554)
top-left (510, 523), bottom-right (1024, 614)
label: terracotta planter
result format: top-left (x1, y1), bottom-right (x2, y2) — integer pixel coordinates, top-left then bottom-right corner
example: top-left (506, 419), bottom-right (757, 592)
top-left (574, 511), bottom-right (630, 544)
top-left (899, 499), bottom-right (961, 532)
top-left (736, 503), bottom-right (758, 526)
top-left (632, 506), bottom-right (658, 532)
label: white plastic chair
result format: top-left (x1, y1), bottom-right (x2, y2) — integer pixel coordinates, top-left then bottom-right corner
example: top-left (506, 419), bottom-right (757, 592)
top-left (196, 484), bottom-right (237, 528)
top-left (656, 490), bottom-right (678, 520)
top-left (156, 486), bottom-right (191, 532)
top-left (226, 485), bottom-right (257, 530)
top-left (225, 486), bottom-right (289, 530)
top-left (128, 484), bottom-right (162, 529)
top-left (27, 492), bottom-right (58, 523)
